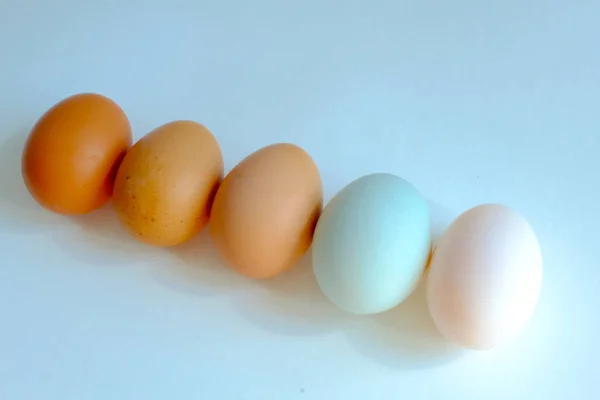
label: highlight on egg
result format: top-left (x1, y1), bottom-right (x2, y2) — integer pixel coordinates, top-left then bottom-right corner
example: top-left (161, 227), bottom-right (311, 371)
top-left (112, 120), bottom-right (223, 247)
top-left (22, 93), bottom-right (132, 215)
top-left (426, 204), bottom-right (543, 350)
top-left (312, 173), bottom-right (431, 315)
top-left (209, 143), bottom-right (322, 279)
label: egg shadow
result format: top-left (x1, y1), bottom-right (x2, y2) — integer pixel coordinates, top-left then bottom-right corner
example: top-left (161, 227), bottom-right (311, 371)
top-left (0, 133), bottom-right (67, 233)
top-left (231, 245), bottom-right (465, 367)
top-left (156, 229), bottom-right (251, 298)
top-left (344, 279), bottom-right (466, 369)
top-left (156, 230), bottom-right (354, 335)
top-left (63, 203), bottom-right (168, 268)
top-left (154, 197), bottom-right (465, 368)
top-left (233, 249), bottom-right (357, 336)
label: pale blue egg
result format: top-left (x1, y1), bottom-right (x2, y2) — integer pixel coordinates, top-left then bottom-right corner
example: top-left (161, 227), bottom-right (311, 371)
top-left (312, 173), bottom-right (431, 315)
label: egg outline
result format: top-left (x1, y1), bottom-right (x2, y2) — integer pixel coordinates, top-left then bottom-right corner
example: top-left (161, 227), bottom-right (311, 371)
top-left (312, 172), bottom-right (432, 315)
top-left (21, 92), bottom-right (132, 215)
top-left (426, 203), bottom-right (544, 350)
top-left (112, 120), bottom-right (224, 247)
top-left (209, 142), bottom-right (323, 279)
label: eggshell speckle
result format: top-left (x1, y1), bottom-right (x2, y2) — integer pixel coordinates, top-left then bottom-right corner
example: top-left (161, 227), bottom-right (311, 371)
top-left (312, 173), bottom-right (431, 315)
top-left (209, 143), bottom-right (322, 279)
top-left (113, 120), bottom-right (223, 247)
top-left (426, 204), bottom-right (543, 350)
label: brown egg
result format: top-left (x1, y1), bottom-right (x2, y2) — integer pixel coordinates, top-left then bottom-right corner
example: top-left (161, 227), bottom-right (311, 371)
top-left (22, 93), bottom-right (132, 215)
top-left (210, 143), bottom-right (323, 279)
top-left (113, 120), bottom-right (223, 247)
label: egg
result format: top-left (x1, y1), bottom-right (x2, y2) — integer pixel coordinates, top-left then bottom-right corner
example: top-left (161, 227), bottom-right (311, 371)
top-left (426, 204), bottom-right (543, 350)
top-left (112, 120), bottom-right (223, 247)
top-left (22, 93), bottom-right (132, 214)
top-left (209, 143), bottom-right (322, 279)
top-left (312, 173), bottom-right (431, 315)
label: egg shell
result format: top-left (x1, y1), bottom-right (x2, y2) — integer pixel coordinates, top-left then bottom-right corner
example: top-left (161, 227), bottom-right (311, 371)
top-left (113, 120), bottom-right (223, 247)
top-left (426, 204), bottom-right (543, 350)
top-left (209, 143), bottom-right (322, 279)
top-left (22, 93), bottom-right (132, 215)
top-left (312, 173), bottom-right (431, 315)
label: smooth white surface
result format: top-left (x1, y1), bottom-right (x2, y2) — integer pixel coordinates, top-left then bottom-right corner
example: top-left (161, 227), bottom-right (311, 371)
top-left (1, 1), bottom-right (598, 399)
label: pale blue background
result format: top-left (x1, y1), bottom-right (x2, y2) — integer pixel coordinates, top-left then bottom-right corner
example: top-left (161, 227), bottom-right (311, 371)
top-left (0, 1), bottom-right (598, 399)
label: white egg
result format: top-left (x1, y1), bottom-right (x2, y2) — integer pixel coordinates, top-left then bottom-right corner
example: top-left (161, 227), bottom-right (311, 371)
top-left (426, 204), bottom-right (543, 350)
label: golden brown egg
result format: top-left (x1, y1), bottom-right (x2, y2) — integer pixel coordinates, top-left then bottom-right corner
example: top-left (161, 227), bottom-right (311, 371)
top-left (113, 120), bottom-right (223, 247)
top-left (22, 93), bottom-right (132, 215)
top-left (209, 143), bottom-right (323, 279)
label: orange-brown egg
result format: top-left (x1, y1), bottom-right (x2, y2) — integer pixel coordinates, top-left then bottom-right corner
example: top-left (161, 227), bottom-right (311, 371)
top-left (113, 120), bottom-right (223, 247)
top-left (22, 93), bottom-right (132, 215)
top-left (210, 143), bottom-right (323, 279)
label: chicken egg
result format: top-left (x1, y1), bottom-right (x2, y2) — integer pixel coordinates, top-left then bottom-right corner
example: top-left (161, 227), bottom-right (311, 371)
top-left (112, 120), bottom-right (223, 246)
top-left (22, 93), bottom-right (132, 214)
top-left (426, 204), bottom-right (543, 350)
top-left (312, 173), bottom-right (431, 315)
top-left (209, 143), bottom-right (322, 279)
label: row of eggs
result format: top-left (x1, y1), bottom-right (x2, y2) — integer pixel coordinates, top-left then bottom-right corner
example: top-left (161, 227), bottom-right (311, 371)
top-left (21, 93), bottom-right (543, 351)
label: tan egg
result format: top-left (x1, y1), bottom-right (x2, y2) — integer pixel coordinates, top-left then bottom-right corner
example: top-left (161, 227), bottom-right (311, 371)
top-left (210, 143), bottom-right (323, 279)
top-left (113, 120), bottom-right (223, 247)
top-left (22, 93), bottom-right (132, 215)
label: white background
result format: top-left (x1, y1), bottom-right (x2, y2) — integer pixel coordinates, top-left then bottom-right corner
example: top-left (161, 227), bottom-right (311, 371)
top-left (1, 1), bottom-right (598, 399)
